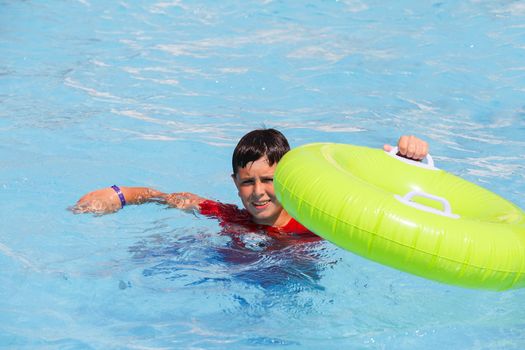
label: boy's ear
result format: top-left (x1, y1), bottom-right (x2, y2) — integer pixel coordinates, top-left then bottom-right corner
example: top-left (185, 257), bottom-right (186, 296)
top-left (231, 174), bottom-right (241, 196)
top-left (231, 173), bottom-right (239, 186)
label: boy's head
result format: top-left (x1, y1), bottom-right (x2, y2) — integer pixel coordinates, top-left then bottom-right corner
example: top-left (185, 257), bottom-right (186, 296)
top-left (231, 129), bottom-right (291, 226)
top-left (231, 128), bottom-right (290, 175)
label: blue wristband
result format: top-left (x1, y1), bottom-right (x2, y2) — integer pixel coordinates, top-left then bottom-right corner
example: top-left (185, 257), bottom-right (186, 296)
top-left (111, 185), bottom-right (126, 208)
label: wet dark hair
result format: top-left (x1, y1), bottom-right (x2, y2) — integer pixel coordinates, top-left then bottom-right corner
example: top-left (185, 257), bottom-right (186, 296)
top-left (232, 128), bottom-right (290, 175)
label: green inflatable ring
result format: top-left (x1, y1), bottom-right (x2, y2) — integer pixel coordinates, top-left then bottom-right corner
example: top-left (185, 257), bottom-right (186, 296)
top-left (274, 143), bottom-right (525, 291)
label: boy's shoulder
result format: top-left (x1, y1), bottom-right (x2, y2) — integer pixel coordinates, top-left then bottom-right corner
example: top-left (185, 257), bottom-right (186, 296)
top-left (199, 199), bottom-right (252, 224)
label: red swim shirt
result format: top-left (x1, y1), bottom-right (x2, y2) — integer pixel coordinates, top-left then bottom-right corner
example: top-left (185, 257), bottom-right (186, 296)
top-left (198, 199), bottom-right (320, 243)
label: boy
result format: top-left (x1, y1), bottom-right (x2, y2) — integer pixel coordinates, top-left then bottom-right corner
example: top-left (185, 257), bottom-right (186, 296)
top-left (73, 129), bottom-right (428, 237)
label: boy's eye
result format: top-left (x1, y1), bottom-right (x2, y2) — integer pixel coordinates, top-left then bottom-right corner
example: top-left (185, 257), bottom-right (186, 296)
top-left (262, 178), bottom-right (273, 183)
top-left (241, 180), bottom-right (254, 185)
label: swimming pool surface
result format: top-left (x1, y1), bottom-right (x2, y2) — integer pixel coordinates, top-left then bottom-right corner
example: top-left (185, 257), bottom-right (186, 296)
top-left (1, 1), bottom-right (525, 349)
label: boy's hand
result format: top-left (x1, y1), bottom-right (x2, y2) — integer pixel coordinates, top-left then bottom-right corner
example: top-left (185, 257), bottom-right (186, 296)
top-left (383, 135), bottom-right (429, 161)
top-left (72, 188), bottom-right (122, 214)
top-left (165, 192), bottom-right (205, 211)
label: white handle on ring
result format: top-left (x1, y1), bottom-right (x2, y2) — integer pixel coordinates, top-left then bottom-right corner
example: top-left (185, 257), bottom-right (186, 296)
top-left (394, 191), bottom-right (460, 219)
top-left (387, 147), bottom-right (436, 170)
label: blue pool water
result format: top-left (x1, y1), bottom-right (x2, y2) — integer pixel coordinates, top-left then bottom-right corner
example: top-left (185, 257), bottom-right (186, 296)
top-left (2, 1), bottom-right (525, 349)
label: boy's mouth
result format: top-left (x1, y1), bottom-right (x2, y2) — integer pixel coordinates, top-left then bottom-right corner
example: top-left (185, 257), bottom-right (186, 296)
top-left (252, 200), bottom-right (270, 209)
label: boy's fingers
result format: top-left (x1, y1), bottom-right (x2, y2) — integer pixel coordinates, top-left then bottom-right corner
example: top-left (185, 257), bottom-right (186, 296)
top-left (397, 135), bottom-right (409, 156)
top-left (406, 136), bottom-right (417, 158)
top-left (420, 141), bottom-right (429, 159)
top-left (411, 139), bottom-right (428, 160)
top-left (383, 144), bottom-right (393, 152)
top-left (395, 135), bottom-right (430, 160)
top-left (413, 143), bottom-right (422, 160)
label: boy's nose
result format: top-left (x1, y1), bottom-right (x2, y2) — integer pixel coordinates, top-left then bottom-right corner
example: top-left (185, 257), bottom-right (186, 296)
top-left (253, 180), bottom-right (265, 196)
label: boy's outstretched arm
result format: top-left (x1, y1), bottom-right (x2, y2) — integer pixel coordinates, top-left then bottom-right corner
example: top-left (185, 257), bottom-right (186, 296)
top-left (72, 186), bottom-right (167, 214)
top-left (72, 187), bottom-right (207, 214)
top-left (383, 135), bottom-right (429, 160)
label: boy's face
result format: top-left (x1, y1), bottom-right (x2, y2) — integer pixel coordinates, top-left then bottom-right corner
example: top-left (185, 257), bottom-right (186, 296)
top-left (232, 156), bottom-right (286, 226)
